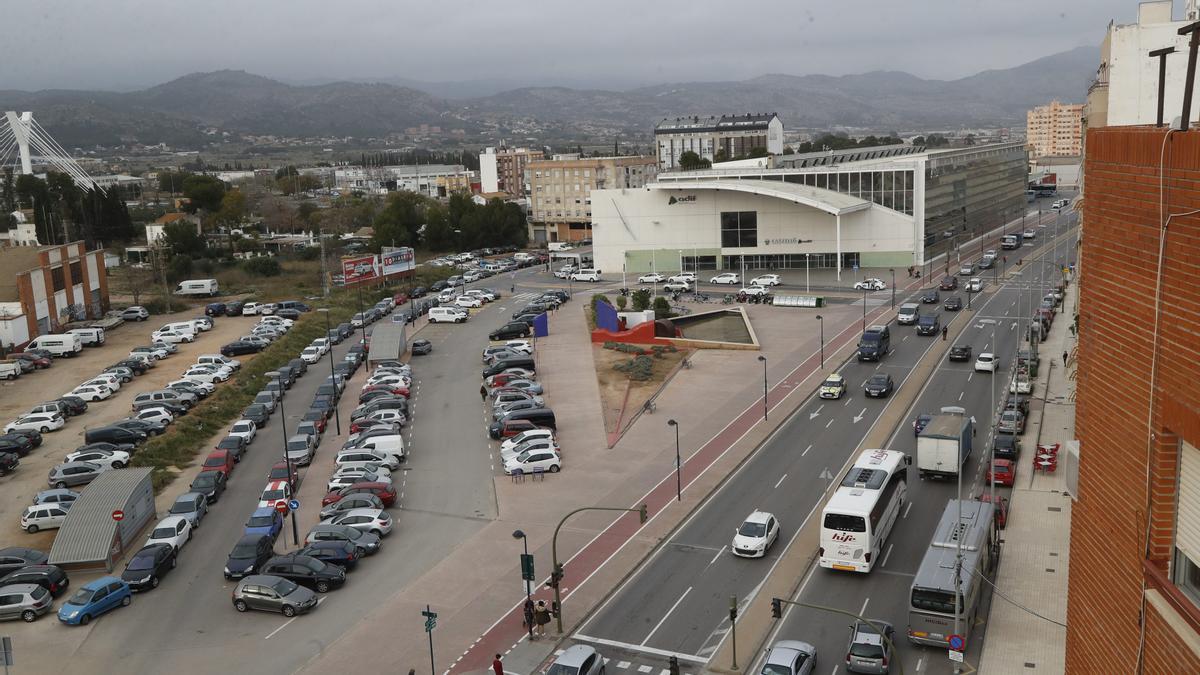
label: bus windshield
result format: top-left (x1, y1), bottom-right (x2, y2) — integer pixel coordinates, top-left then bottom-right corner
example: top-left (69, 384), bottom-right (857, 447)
top-left (823, 513), bottom-right (866, 532)
top-left (911, 587), bottom-right (961, 614)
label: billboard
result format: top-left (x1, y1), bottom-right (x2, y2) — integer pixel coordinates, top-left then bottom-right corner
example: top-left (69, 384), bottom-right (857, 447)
top-left (342, 255), bottom-right (378, 284)
top-left (380, 247), bottom-right (415, 276)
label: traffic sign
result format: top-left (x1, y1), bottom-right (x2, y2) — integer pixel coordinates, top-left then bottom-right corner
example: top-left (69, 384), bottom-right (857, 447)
top-left (275, 501), bottom-right (289, 514)
top-left (948, 634), bottom-right (965, 651)
top-left (948, 649), bottom-right (964, 663)
top-left (288, 499), bottom-right (300, 510)
top-left (111, 510), bottom-right (124, 522)
top-left (424, 617), bottom-right (436, 632)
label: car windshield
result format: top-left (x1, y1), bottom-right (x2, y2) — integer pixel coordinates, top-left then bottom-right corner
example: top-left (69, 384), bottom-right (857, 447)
top-left (247, 515), bottom-right (275, 527)
top-left (738, 521), bottom-right (767, 537)
top-left (287, 440), bottom-right (308, 451)
top-left (760, 667), bottom-right (792, 675)
top-left (127, 554), bottom-right (156, 571)
top-left (822, 379), bottom-right (841, 388)
top-left (203, 457), bottom-right (224, 467)
top-left (546, 665), bottom-right (581, 675)
top-left (868, 375), bottom-right (888, 385)
top-left (151, 527), bottom-right (176, 539)
top-left (66, 588), bottom-right (96, 605)
top-left (169, 500), bottom-right (195, 514)
top-left (270, 577), bottom-right (298, 595)
top-left (263, 489), bottom-right (286, 501)
top-left (193, 474), bottom-right (215, 488)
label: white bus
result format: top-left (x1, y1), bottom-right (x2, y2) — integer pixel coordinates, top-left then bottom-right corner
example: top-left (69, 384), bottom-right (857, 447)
top-left (819, 448), bottom-right (911, 573)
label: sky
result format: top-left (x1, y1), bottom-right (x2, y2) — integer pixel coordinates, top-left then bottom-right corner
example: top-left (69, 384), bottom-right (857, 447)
top-left (0, 0), bottom-right (1172, 92)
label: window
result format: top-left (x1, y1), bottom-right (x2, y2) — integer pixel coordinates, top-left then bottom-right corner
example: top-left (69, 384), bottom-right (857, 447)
top-left (1173, 440), bottom-right (1200, 608)
top-left (51, 266), bottom-right (65, 292)
top-left (720, 211), bottom-right (757, 248)
top-left (70, 261), bottom-right (82, 282)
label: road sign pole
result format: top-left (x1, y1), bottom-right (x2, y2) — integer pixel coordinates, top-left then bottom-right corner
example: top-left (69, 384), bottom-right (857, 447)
top-left (422, 605), bottom-right (437, 675)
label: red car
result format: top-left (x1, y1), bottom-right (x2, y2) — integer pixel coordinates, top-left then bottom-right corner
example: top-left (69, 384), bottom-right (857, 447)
top-left (986, 459), bottom-right (1016, 487)
top-left (359, 384), bottom-right (409, 400)
top-left (201, 449), bottom-right (236, 477)
top-left (321, 482), bottom-right (397, 508)
top-left (977, 494), bottom-right (1010, 529)
top-left (393, 293), bottom-right (409, 305)
top-left (301, 412), bottom-right (328, 433)
top-left (267, 460), bottom-right (298, 488)
top-left (11, 352), bottom-right (51, 369)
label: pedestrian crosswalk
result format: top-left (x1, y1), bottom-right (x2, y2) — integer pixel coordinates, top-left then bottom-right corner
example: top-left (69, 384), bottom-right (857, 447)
top-left (550, 650), bottom-right (695, 675)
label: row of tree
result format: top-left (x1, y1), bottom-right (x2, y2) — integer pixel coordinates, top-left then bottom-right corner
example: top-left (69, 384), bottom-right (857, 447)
top-left (2, 168), bottom-right (137, 247)
top-left (370, 191), bottom-right (527, 252)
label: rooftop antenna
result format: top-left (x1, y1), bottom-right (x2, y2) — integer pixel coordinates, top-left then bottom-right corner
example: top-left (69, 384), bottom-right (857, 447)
top-left (1178, 20), bottom-right (1200, 130)
top-left (1149, 47), bottom-right (1176, 127)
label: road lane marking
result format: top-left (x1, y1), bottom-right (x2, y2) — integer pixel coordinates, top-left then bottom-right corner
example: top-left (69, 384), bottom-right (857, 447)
top-left (774, 474), bottom-right (788, 489)
top-left (265, 598), bottom-right (324, 639)
top-left (572, 635), bottom-right (707, 664)
top-left (903, 502), bottom-right (913, 519)
top-left (825, 419), bottom-right (834, 428)
top-left (641, 586), bottom-right (694, 646)
top-left (708, 546), bottom-right (726, 566)
top-left (967, 373), bottom-right (973, 383)
top-left (881, 543), bottom-right (894, 567)
top-left (859, 597), bottom-right (870, 617)
top-left (802, 444), bottom-right (812, 457)
top-left (959, 391), bottom-right (965, 401)
top-left (845, 399), bottom-right (851, 406)
top-left (917, 657), bottom-right (924, 671)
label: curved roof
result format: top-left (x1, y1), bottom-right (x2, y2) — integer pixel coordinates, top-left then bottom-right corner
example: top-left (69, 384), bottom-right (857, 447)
top-left (648, 179), bottom-right (871, 216)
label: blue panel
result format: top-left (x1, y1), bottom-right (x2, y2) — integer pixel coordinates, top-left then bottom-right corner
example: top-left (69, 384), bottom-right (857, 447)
top-left (533, 312), bottom-right (549, 338)
top-left (595, 301), bottom-right (619, 332)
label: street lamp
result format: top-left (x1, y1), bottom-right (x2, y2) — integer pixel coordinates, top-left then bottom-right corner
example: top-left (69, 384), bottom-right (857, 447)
top-left (756, 355), bottom-right (768, 421)
top-left (316, 309), bottom-right (342, 435)
top-left (815, 315), bottom-right (825, 368)
top-left (550, 505), bottom-right (649, 633)
top-left (512, 529), bottom-right (533, 639)
top-left (861, 285), bottom-right (867, 332)
top-left (266, 370), bottom-right (299, 547)
top-left (667, 419), bottom-right (681, 501)
top-left (889, 268), bottom-right (895, 308)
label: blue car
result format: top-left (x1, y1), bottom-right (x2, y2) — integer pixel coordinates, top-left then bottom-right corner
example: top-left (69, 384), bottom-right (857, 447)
top-left (58, 577), bottom-right (131, 625)
top-left (244, 507), bottom-right (284, 540)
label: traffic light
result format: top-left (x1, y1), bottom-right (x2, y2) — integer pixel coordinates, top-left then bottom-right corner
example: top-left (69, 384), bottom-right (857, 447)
top-left (771, 598), bottom-right (783, 619)
top-left (545, 563), bottom-right (564, 589)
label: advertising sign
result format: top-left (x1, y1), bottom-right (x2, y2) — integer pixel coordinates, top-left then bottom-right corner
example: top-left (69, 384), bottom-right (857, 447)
top-left (380, 246), bottom-right (415, 276)
top-left (342, 255), bottom-right (378, 284)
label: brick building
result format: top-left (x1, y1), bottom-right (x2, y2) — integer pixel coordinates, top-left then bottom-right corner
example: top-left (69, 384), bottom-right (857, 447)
top-left (479, 147), bottom-right (540, 197)
top-left (526, 154), bottom-right (656, 243)
top-left (0, 242), bottom-right (110, 350)
top-left (1069, 125), bottom-right (1200, 672)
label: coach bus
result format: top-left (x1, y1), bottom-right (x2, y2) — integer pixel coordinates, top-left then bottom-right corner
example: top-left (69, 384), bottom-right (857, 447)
top-left (819, 448), bottom-right (911, 573)
top-left (908, 499), bottom-right (998, 649)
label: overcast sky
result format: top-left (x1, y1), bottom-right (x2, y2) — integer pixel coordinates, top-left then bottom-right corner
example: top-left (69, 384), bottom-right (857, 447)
top-left (2, 0), bottom-right (1170, 92)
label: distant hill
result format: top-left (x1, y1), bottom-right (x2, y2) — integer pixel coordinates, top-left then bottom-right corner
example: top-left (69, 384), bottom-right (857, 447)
top-left (0, 47), bottom-right (1097, 147)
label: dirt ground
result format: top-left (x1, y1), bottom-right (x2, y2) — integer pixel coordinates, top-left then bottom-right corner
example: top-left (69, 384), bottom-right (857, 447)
top-left (592, 344), bottom-right (688, 440)
top-left (0, 308), bottom-right (269, 551)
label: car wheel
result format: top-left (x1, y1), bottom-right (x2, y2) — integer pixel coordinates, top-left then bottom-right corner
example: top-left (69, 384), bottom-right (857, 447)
top-left (20, 609), bottom-right (38, 623)
top-left (55, 481), bottom-right (67, 489)
top-left (26, 524), bottom-right (38, 533)
top-left (112, 461), bottom-right (125, 469)
top-left (79, 613), bottom-right (91, 625)
top-left (281, 604), bottom-right (297, 617)
top-left (234, 599), bottom-right (248, 612)
top-left (549, 464), bottom-right (561, 473)
top-left (150, 576), bottom-right (159, 589)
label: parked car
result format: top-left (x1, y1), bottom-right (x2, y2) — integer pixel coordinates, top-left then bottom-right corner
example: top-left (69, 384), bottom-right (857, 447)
top-left (20, 504), bottom-right (69, 533)
top-left (47, 461), bottom-right (105, 488)
top-left (57, 577), bottom-right (131, 625)
top-left (232, 575), bottom-right (318, 617)
top-left (0, 548), bottom-right (48, 576)
top-left (224, 535), bottom-right (275, 581)
top-left (761, 640), bottom-right (817, 675)
top-left (121, 544), bottom-right (177, 592)
top-left (986, 458), bottom-right (1017, 487)
top-left (259, 554), bottom-right (346, 593)
top-left (243, 507), bottom-right (284, 541)
top-left (144, 516), bottom-right (192, 552)
top-left (189, 470), bottom-right (228, 504)
top-left (0, 565), bottom-right (69, 598)
top-left (709, 272), bottom-right (740, 285)
top-left (120, 306), bottom-right (149, 321)
top-left (845, 620), bottom-right (895, 674)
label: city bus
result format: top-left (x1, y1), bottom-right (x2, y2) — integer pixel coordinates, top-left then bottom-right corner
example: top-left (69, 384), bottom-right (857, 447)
top-left (908, 499), bottom-right (998, 649)
top-left (819, 448), bottom-right (911, 573)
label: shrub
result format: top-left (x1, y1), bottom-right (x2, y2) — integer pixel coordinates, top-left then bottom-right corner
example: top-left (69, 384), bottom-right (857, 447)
top-left (167, 255), bottom-right (193, 282)
top-left (244, 256), bottom-right (282, 277)
top-left (652, 296), bottom-right (672, 319)
top-left (631, 289), bottom-right (651, 312)
top-left (298, 246), bottom-right (321, 261)
top-left (615, 295), bottom-right (628, 311)
top-left (613, 354), bottom-right (654, 381)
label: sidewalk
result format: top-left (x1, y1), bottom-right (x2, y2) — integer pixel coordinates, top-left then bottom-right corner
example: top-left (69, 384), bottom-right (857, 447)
top-left (977, 277), bottom-right (1075, 674)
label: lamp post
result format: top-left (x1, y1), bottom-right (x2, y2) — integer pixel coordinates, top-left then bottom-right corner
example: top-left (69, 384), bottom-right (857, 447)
top-left (756, 355), bottom-right (768, 421)
top-left (815, 315), bottom-right (825, 368)
top-left (512, 529), bottom-right (533, 639)
top-left (267, 370), bottom-right (299, 546)
top-left (805, 253), bottom-right (810, 294)
top-left (316, 309), bottom-right (342, 435)
top-left (355, 283), bottom-right (367, 355)
top-left (550, 505), bottom-right (649, 633)
top-left (667, 419), bottom-right (681, 501)
top-left (861, 285), bottom-right (867, 332)
top-left (889, 268), bottom-right (895, 308)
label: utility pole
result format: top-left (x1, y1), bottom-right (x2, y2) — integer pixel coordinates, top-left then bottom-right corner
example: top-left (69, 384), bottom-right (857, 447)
top-left (318, 223), bottom-right (331, 297)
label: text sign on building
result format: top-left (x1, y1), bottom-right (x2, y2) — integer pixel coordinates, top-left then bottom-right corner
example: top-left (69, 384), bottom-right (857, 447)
top-left (380, 247), bottom-right (415, 276)
top-left (667, 195), bottom-right (697, 205)
top-left (341, 255), bottom-right (378, 283)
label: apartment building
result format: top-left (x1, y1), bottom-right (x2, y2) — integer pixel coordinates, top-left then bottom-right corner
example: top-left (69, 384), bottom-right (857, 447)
top-left (334, 164), bottom-right (474, 197)
top-left (526, 154), bottom-right (656, 243)
top-left (479, 147), bottom-right (542, 197)
top-left (653, 113), bottom-right (784, 170)
top-left (0, 241), bottom-right (110, 349)
top-left (1026, 101), bottom-right (1083, 158)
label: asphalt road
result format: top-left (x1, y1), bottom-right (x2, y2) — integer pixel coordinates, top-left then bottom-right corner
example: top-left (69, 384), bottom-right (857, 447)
top-left (566, 211), bottom-right (1076, 672)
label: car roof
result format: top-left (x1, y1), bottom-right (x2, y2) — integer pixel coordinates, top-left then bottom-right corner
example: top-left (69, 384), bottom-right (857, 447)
top-left (251, 506), bottom-right (277, 516)
top-left (156, 515), bottom-right (188, 527)
top-left (553, 645), bottom-right (598, 667)
top-left (743, 510), bottom-right (774, 525)
top-left (824, 374), bottom-right (844, 383)
top-left (767, 640), bottom-right (816, 664)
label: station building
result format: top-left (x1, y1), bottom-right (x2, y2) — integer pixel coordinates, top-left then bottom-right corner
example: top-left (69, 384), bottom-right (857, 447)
top-left (590, 142), bottom-right (1028, 277)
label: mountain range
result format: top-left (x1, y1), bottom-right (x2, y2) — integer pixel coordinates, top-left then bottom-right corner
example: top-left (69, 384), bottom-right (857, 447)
top-left (0, 46), bottom-right (1097, 148)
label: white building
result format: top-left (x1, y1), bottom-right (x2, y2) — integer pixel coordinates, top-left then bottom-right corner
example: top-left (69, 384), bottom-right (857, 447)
top-left (1088, 0), bottom-right (1200, 129)
top-left (654, 113), bottom-right (784, 171)
top-left (334, 164), bottom-right (473, 197)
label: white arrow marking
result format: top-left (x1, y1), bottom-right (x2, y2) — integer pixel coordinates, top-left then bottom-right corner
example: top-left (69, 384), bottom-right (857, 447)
top-left (809, 404), bottom-right (824, 420)
top-left (820, 468), bottom-right (834, 481)
top-left (853, 407), bottom-right (867, 423)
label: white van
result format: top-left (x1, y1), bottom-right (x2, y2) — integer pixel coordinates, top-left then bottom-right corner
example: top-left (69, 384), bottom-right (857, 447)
top-left (197, 354), bottom-right (241, 370)
top-left (352, 434), bottom-right (407, 463)
top-left (897, 303), bottom-right (921, 325)
top-left (429, 307), bottom-right (467, 324)
top-left (548, 242), bottom-right (570, 252)
top-left (513, 252), bottom-right (534, 262)
top-left (26, 333), bottom-right (83, 357)
top-left (67, 326), bottom-right (105, 347)
top-left (571, 268), bottom-right (601, 282)
top-left (175, 279), bottom-right (220, 297)
top-left (159, 322), bottom-right (198, 338)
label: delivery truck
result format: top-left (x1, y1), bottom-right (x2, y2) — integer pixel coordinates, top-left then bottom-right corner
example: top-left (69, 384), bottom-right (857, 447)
top-left (916, 407), bottom-right (973, 479)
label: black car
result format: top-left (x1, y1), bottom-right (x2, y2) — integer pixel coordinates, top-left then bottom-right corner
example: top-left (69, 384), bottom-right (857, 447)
top-left (55, 397), bottom-right (89, 416)
top-left (948, 344), bottom-right (973, 362)
top-left (75, 441), bottom-right (135, 455)
top-left (276, 308), bottom-right (302, 320)
top-left (297, 541), bottom-right (361, 571)
top-left (0, 452), bottom-right (18, 475)
top-left (287, 358), bottom-right (308, 376)
top-left (84, 425), bottom-right (146, 446)
top-left (311, 396), bottom-right (337, 416)
top-left (189, 470), bottom-right (228, 504)
top-left (276, 366), bottom-right (298, 387)
top-left (993, 434), bottom-right (1021, 462)
top-left (242, 404), bottom-right (271, 427)
top-left (112, 359), bottom-right (150, 375)
top-left (0, 564), bottom-right (69, 597)
top-left (260, 554), bottom-right (346, 593)
top-left (1005, 394), bottom-right (1031, 416)
top-left (224, 534), bottom-right (275, 580)
top-left (430, 280), bottom-right (449, 292)
top-left (3, 429), bottom-right (41, 450)
top-left (410, 286), bottom-right (427, 298)
top-left (216, 436), bottom-right (248, 461)
top-left (410, 339), bottom-right (432, 356)
top-left (225, 300), bottom-right (246, 315)
top-left (0, 548), bottom-right (48, 575)
top-left (0, 435), bottom-right (34, 457)
top-left (490, 322), bottom-right (531, 341)
top-left (863, 373), bottom-right (894, 398)
top-left (939, 276), bottom-right (958, 290)
top-left (326, 328), bottom-right (344, 345)
top-left (110, 419), bottom-right (162, 437)
top-left (121, 544), bottom-right (177, 591)
top-left (333, 363), bottom-right (354, 379)
top-left (336, 323), bottom-right (354, 340)
top-left (920, 288), bottom-right (940, 304)
top-left (315, 384), bottom-right (340, 402)
top-left (943, 296), bottom-right (963, 311)
top-left (511, 313), bottom-right (540, 327)
top-left (544, 290), bottom-right (569, 303)
top-left (343, 351), bottom-right (364, 368)
top-left (167, 381), bottom-right (208, 400)
top-left (222, 341), bottom-right (263, 357)
top-left (205, 302), bottom-right (227, 316)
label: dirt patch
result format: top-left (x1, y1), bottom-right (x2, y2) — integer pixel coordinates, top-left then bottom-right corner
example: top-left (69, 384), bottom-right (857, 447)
top-left (592, 344), bottom-right (688, 442)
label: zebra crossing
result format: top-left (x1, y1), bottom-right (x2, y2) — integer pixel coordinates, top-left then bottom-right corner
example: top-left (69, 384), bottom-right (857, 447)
top-left (548, 649), bottom-right (695, 675)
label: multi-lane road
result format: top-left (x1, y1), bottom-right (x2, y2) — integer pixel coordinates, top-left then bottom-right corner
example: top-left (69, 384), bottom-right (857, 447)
top-left (566, 207), bottom-right (1077, 674)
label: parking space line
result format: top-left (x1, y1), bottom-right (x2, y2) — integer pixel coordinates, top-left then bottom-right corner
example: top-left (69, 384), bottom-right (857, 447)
top-left (825, 419), bottom-right (834, 428)
top-left (708, 545), bottom-right (726, 566)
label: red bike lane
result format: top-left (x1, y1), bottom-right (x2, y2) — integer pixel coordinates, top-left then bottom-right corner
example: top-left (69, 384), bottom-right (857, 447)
top-left (452, 274), bottom-right (932, 673)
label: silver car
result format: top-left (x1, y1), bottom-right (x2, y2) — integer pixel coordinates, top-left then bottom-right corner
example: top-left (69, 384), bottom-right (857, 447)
top-left (232, 575), bottom-right (318, 617)
top-left (47, 461), bottom-right (106, 489)
top-left (846, 620), bottom-right (895, 674)
top-left (305, 524), bottom-right (381, 555)
top-left (0, 583), bottom-right (54, 622)
top-left (761, 640), bottom-right (817, 675)
top-left (319, 493), bottom-right (385, 520)
top-left (547, 645), bottom-right (605, 675)
top-left (168, 492), bottom-right (210, 528)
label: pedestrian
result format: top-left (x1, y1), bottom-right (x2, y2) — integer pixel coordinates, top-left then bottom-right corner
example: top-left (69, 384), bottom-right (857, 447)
top-left (480, 383), bottom-right (488, 400)
top-left (1063, 350), bottom-right (1069, 366)
top-left (511, 283), bottom-right (516, 294)
top-left (493, 654), bottom-right (505, 675)
top-left (523, 598), bottom-right (535, 638)
top-left (942, 325), bottom-right (948, 341)
top-left (534, 600), bottom-right (551, 638)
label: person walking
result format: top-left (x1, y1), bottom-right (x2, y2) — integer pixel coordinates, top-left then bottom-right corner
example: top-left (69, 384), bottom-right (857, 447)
top-left (492, 654), bottom-right (505, 675)
top-left (1063, 350), bottom-right (1069, 366)
top-left (941, 325), bottom-right (948, 341)
top-left (534, 600), bottom-right (551, 638)
top-left (480, 383), bottom-right (488, 400)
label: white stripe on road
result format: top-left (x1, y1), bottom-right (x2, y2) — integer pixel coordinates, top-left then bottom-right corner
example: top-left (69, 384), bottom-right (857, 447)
top-left (802, 444), bottom-right (813, 457)
top-left (825, 419), bottom-right (834, 428)
top-left (708, 546), bottom-right (726, 566)
top-left (265, 598), bottom-right (324, 639)
top-left (641, 586), bottom-right (693, 646)
top-left (859, 597), bottom-right (870, 617)
top-left (774, 474), bottom-right (788, 489)
top-left (881, 543), bottom-right (894, 568)
top-left (903, 502), bottom-right (913, 519)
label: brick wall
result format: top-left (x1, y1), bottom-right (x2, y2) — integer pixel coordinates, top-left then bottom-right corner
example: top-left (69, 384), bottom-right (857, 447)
top-left (1070, 125), bottom-right (1200, 672)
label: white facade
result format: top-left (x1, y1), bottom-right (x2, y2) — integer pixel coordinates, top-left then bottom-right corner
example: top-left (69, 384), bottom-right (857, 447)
top-left (654, 114), bottom-right (785, 170)
top-left (334, 164), bottom-right (471, 197)
top-left (480, 148), bottom-right (500, 194)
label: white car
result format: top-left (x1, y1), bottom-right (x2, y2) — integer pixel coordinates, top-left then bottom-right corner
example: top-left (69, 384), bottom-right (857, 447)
top-left (366, 376), bottom-right (411, 389)
top-left (6, 413), bottom-right (65, 434)
top-left (331, 463), bottom-right (393, 481)
top-left (455, 295), bottom-right (483, 309)
top-left (503, 448), bottom-right (562, 475)
top-left (967, 277), bottom-right (984, 293)
top-left (974, 353), bottom-right (998, 373)
top-left (151, 340), bottom-right (179, 355)
top-left (1023, 230), bottom-right (1037, 239)
top-left (241, 302), bottom-right (262, 316)
top-left (68, 385), bottom-right (112, 402)
top-left (168, 378), bottom-right (214, 394)
top-left (739, 286), bottom-right (769, 297)
top-left (854, 278), bottom-right (887, 291)
top-left (662, 281), bottom-right (691, 293)
top-left (638, 273), bottom-right (665, 283)
top-left (503, 340), bottom-right (534, 355)
top-left (257, 481), bottom-right (292, 510)
top-left (129, 346), bottom-right (169, 361)
top-left (465, 289), bottom-right (493, 303)
top-left (363, 409), bottom-right (407, 427)
top-left (750, 274), bottom-right (782, 287)
top-left (300, 347), bottom-right (323, 364)
top-left (64, 448), bottom-right (131, 469)
top-left (79, 378), bottom-right (118, 394)
top-left (260, 316), bottom-right (293, 329)
top-left (21, 504), bottom-right (69, 533)
top-left (310, 338), bottom-right (330, 355)
top-left (500, 429), bottom-right (556, 454)
top-left (669, 272), bottom-right (697, 284)
top-left (181, 369), bottom-right (225, 385)
top-left (258, 303), bottom-right (277, 316)
top-left (133, 408), bottom-right (174, 429)
top-left (710, 272), bottom-right (740, 285)
top-left (229, 419), bottom-right (257, 443)
top-left (152, 329), bottom-right (194, 344)
top-left (731, 510), bottom-right (780, 558)
top-left (1010, 378), bottom-right (1034, 395)
top-left (145, 515), bottom-right (193, 552)
top-left (322, 508), bottom-right (394, 536)
top-left (500, 438), bottom-right (559, 463)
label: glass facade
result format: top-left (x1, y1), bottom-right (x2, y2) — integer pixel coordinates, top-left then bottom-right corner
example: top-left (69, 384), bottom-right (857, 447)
top-left (719, 252), bottom-right (858, 270)
top-left (720, 211), bottom-right (758, 247)
top-left (922, 144), bottom-right (1028, 261)
top-left (783, 170), bottom-right (915, 215)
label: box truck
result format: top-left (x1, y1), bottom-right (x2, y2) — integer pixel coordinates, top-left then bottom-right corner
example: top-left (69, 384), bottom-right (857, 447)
top-left (916, 407), bottom-right (973, 479)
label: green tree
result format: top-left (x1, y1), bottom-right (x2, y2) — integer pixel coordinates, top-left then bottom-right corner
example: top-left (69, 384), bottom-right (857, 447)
top-left (276, 174), bottom-right (322, 196)
top-left (181, 175), bottom-right (226, 213)
top-left (964, 133), bottom-right (976, 146)
top-left (297, 201), bottom-right (319, 227)
top-left (746, 146), bottom-right (770, 159)
top-left (615, 295), bottom-right (628, 311)
top-left (161, 221), bottom-right (208, 257)
top-left (371, 190), bottom-right (427, 250)
top-left (631, 289), bottom-right (651, 312)
top-left (714, 149), bottom-right (729, 163)
top-left (243, 256), bottom-right (282, 276)
top-left (215, 189), bottom-right (246, 229)
top-left (911, 136), bottom-right (926, 146)
top-left (678, 151), bottom-right (711, 171)
top-left (926, 134), bottom-right (949, 147)
top-left (158, 170), bottom-right (192, 193)
top-left (652, 296), bottom-right (672, 319)
top-left (167, 254), bottom-right (193, 283)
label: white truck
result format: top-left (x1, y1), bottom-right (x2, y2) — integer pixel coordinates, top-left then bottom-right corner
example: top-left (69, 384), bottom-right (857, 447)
top-left (0, 360), bottom-right (22, 380)
top-left (174, 279), bottom-right (220, 297)
top-left (916, 407), bottom-right (973, 479)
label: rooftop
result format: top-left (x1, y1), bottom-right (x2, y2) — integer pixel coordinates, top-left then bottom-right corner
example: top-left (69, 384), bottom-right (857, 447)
top-left (655, 113), bottom-right (780, 134)
top-left (647, 178), bottom-right (870, 217)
